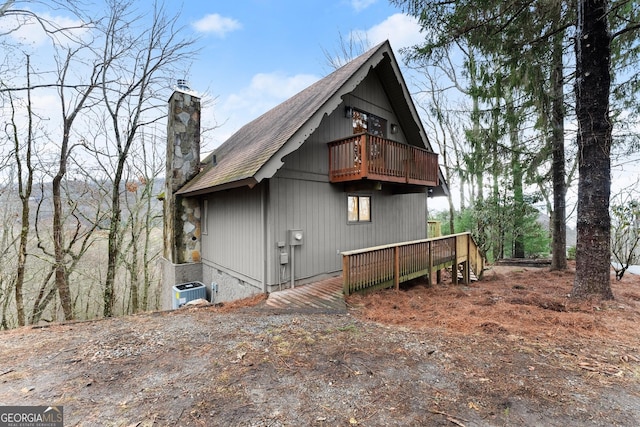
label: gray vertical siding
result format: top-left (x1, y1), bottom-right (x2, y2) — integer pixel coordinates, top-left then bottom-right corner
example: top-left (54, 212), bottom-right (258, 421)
top-left (268, 176), bottom-right (427, 284)
top-left (201, 185), bottom-right (264, 285)
top-left (345, 72), bottom-right (409, 145)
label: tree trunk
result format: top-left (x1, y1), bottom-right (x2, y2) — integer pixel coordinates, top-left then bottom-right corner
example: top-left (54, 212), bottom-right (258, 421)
top-left (129, 219), bottom-right (140, 313)
top-left (572, 0), bottom-right (613, 299)
top-left (52, 175), bottom-right (74, 320)
top-left (490, 96), bottom-right (502, 261)
top-left (16, 174), bottom-right (29, 326)
top-left (550, 3), bottom-right (568, 270)
top-left (511, 147), bottom-right (525, 258)
top-left (10, 55), bottom-right (38, 326)
top-left (29, 269), bottom-right (55, 324)
top-left (508, 91), bottom-right (525, 259)
top-left (103, 166), bottom-right (123, 318)
top-left (50, 46), bottom-right (99, 321)
top-left (142, 191), bottom-right (154, 311)
top-left (52, 115), bottom-right (74, 320)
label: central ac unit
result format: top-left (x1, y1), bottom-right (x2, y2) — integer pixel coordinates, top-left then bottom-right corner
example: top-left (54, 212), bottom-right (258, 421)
top-left (172, 281), bottom-right (206, 309)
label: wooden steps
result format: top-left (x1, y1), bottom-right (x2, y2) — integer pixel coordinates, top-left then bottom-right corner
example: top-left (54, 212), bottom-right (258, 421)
top-left (265, 276), bottom-right (346, 313)
top-left (456, 266), bottom-right (479, 282)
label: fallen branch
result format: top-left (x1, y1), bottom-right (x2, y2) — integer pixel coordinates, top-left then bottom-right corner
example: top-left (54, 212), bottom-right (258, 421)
top-left (429, 409), bottom-right (467, 427)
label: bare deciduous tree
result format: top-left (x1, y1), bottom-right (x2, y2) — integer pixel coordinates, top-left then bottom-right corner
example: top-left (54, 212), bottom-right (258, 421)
top-left (91, 0), bottom-right (196, 317)
top-left (8, 55), bottom-right (35, 326)
top-left (610, 184), bottom-right (640, 280)
top-left (1, 0), bottom-right (195, 326)
top-left (322, 31), bottom-right (371, 71)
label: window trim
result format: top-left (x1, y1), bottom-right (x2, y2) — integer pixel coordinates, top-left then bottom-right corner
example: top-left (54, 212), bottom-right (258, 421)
top-left (347, 194), bottom-right (372, 224)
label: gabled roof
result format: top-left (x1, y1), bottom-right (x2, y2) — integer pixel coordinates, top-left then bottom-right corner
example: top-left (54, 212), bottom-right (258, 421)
top-left (177, 40), bottom-right (447, 196)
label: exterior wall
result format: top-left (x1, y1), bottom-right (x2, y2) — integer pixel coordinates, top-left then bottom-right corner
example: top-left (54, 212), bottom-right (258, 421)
top-left (267, 175), bottom-right (427, 286)
top-left (203, 267), bottom-right (262, 304)
top-left (282, 71), bottom-right (412, 179)
top-left (199, 184), bottom-right (266, 302)
top-left (344, 72), bottom-right (410, 145)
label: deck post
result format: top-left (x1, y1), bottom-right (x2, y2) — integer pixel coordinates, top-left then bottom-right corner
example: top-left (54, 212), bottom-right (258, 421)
top-left (464, 234), bottom-right (471, 284)
top-left (453, 235), bottom-right (458, 285)
top-left (462, 261), bottom-right (470, 284)
top-left (342, 255), bottom-right (350, 296)
top-left (394, 246), bottom-right (400, 290)
top-left (427, 240), bottom-right (433, 286)
top-left (360, 134), bottom-right (368, 178)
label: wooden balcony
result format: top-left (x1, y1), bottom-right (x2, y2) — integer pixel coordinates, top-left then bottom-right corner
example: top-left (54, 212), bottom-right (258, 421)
top-left (328, 133), bottom-right (439, 187)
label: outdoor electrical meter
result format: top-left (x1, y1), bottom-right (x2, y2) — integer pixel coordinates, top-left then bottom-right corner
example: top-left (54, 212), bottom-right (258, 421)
top-left (289, 229), bottom-right (304, 246)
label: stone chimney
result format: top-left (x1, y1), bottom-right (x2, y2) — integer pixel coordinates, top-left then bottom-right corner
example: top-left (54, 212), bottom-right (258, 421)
top-left (164, 83), bottom-right (202, 265)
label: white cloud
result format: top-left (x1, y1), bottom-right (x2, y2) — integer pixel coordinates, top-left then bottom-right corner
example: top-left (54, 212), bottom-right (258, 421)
top-left (247, 73), bottom-right (319, 100)
top-left (210, 72), bottom-right (320, 146)
top-left (192, 14), bottom-right (241, 37)
top-left (353, 13), bottom-right (423, 50)
top-left (351, 0), bottom-right (377, 12)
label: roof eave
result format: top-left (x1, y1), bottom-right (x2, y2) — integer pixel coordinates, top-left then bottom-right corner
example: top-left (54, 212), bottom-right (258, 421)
top-left (176, 177), bottom-right (259, 197)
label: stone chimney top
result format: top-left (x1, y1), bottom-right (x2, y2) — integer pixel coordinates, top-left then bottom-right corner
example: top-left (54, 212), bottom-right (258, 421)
top-left (174, 79), bottom-right (199, 97)
top-left (176, 79), bottom-right (190, 91)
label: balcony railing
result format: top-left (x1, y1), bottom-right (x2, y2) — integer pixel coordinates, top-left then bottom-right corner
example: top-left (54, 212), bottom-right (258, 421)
top-left (328, 133), bottom-right (439, 187)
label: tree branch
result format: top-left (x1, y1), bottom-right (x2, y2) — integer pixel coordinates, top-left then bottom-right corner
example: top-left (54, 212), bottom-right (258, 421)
top-left (612, 22), bottom-right (640, 40)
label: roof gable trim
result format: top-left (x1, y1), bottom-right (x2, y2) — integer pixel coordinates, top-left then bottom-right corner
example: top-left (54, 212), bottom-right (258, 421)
top-left (254, 49), bottom-right (387, 183)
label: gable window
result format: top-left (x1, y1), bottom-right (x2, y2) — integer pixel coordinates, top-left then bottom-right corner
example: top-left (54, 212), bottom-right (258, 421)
top-left (348, 195), bottom-right (371, 223)
top-left (352, 109), bottom-right (387, 138)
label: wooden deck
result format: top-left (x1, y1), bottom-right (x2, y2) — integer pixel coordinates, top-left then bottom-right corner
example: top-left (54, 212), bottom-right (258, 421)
top-left (265, 233), bottom-right (484, 311)
top-left (341, 232), bottom-right (484, 295)
top-left (265, 276), bottom-right (346, 313)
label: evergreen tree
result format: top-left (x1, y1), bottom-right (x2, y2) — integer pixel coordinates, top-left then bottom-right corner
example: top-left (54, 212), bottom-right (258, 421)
top-left (394, 0), bottom-right (640, 298)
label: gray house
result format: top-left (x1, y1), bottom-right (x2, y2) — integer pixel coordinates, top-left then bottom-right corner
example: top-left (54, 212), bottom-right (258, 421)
top-left (162, 40), bottom-right (448, 307)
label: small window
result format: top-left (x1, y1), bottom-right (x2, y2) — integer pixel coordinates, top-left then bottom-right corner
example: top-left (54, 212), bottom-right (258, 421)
top-left (348, 195), bottom-right (371, 223)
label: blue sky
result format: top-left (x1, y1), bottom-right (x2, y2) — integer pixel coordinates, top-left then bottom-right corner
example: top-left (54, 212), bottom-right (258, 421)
top-left (171, 0), bottom-right (424, 149)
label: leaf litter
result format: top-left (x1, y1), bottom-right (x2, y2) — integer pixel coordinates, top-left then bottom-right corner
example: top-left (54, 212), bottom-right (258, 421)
top-left (0, 262), bottom-right (639, 426)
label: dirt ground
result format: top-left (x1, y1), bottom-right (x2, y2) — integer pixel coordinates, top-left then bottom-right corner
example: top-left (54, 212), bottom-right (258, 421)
top-left (1, 263), bottom-right (640, 426)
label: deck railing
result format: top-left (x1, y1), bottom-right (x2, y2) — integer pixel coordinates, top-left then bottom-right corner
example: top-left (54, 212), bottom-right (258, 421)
top-left (328, 133), bottom-right (439, 186)
top-left (341, 232), bottom-right (484, 295)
